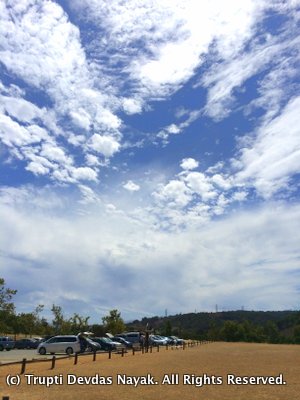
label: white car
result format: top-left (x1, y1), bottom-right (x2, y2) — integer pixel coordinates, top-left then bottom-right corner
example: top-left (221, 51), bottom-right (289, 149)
top-left (149, 335), bottom-right (169, 346)
top-left (37, 335), bottom-right (81, 355)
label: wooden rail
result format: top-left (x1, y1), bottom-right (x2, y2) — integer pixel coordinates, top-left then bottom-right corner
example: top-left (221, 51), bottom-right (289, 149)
top-left (0, 341), bottom-right (212, 374)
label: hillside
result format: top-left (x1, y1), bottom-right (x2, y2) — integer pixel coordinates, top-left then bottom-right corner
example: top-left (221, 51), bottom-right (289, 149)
top-left (127, 310), bottom-right (300, 343)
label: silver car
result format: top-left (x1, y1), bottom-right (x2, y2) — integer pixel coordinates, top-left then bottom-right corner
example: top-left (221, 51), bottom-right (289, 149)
top-left (37, 335), bottom-right (81, 355)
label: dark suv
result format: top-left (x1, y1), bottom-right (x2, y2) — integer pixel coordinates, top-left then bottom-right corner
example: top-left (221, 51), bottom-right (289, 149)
top-left (14, 338), bottom-right (39, 349)
top-left (0, 336), bottom-right (15, 351)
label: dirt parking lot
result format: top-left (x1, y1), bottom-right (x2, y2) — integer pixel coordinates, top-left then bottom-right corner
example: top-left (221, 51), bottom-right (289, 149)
top-left (0, 342), bottom-right (299, 400)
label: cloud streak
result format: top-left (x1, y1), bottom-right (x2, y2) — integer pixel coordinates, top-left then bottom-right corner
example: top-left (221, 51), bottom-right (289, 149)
top-left (1, 0), bottom-right (300, 320)
top-left (0, 187), bottom-right (299, 320)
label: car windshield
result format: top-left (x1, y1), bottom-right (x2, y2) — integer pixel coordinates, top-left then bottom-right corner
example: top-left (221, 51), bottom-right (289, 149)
top-left (102, 337), bottom-right (112, 343)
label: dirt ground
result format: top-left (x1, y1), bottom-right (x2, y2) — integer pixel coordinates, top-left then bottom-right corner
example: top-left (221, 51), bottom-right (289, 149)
top-left (0, 342), bottom-right (299, 400)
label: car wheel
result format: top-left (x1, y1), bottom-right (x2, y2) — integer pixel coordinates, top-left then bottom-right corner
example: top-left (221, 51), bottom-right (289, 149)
top-left (39, 347), bottom-right (46, 355)
top-left (66, 347), bottom-right (73, 355)
top-left (0, 346), bottom-right (3, 351)
top-left (6, 348), bottom-right (11, 351)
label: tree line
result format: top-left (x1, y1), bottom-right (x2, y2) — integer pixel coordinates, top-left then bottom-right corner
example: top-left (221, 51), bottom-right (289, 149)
top-left (0, 278), bottom-right (125, 338)
top-left (1, 278), bottom-right (300, 343)
top-left (128, 310), bottom-right (300, 344)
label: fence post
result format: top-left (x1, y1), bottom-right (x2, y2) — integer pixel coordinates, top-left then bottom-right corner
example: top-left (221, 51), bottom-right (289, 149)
top-left (121, 348), bottom-right (124, 357)
top-left (109, 350), bottom-right (112, 359)
top-left (20, 358), bottom-right (26, 375)
top-left (132, 347), bottom-right (135, 356)
top-left (51, 356), bottom-right (56, 369)
top-left (93, 351), bottom-right (96, 361)
top-left (74, 353), bottom-right (78, 365)
top-left (157, 345), bottom-right (159, 352)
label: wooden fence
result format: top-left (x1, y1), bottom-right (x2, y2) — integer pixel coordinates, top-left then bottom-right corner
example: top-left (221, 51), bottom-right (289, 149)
top-left (1, 340), bottom-right (212, 399)
top-left (0, 340), bottom-right (211, 375)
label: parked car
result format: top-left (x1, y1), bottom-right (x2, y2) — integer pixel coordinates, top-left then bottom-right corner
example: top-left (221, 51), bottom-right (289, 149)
top-left (15, 338), bottom-right (39, 349)
top-left (167, 336), bottom-right (185, 345)
top-left (93, 337), bottom-right (124, 351)
top-left (149, 335), bottom-right (169, 346)
top-left (84, 337), bottom-right (101, 352)
top-left (112, 336), bottom-right (133, 348)
top-left (0, 336), bottom-right (15, 351)
top-left (115, 331), bottom-right (142, 344)
top-left (37, 335), bottom-right (81, 355)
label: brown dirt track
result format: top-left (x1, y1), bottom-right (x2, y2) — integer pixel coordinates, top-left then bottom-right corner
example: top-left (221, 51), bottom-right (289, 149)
top-left (1, 342), bottom-right (299, 400)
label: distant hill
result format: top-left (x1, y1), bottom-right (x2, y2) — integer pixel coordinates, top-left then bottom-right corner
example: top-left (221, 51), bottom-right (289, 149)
top-left (126, 310), bottom-right (300, 344)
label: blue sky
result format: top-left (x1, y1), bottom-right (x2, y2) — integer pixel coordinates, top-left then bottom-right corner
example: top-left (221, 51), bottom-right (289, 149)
top-left (0, 0), bottom-right (300, 323)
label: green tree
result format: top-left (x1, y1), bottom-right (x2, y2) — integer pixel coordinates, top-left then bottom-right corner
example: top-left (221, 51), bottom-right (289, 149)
top-left (207, 321), bottom-right (220, 341)
top-left (264, 321), bottom-right (280, 343)
top-left (164, 320), bottom-right (172, 336)
top-left (102, 309), bottom-right (125, 335)
top-left (69, 313), bottom-right (90, 333)
top-left (16, 313), bottom-right (36, 336)
top-left (51, 304), bottom-right (72, 334)
top-left (241, 320), bottom-right (265, 342)
top-left (0, 278), bottom-right (17, 333)
top-left (220, 321), bottom-right (245, 342)
top-left (0, 278), bottom-right (17, 313)
top-left (294, 325), bottom-right (300, 344)
top-left (90, 324), bottom-right (105, 337)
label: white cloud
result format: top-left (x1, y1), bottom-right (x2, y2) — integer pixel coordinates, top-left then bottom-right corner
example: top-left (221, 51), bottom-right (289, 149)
top-left (235, 96), bottom-right (300, 198)
top-left (71, 167), bottom-right (98, 182)
top-left (166, 124), bottom-right (181, 134)
top-left (123, 180), bottom-right (140, 192)
top-left (201, 12), bottom-right (300, 120)
top-left (0, 0), bottom-right (123, 158)
top-left (68, 134), bottom-right (86, 147)
top-left (211, 174), bottom-right (232, 190)
top-left (70, 109), bottom-right (91, 130)
top-left (52, 169), bottom-right (74, 183)
top-left (0, 94), bottom-right (42, 123)
top-left (70, 0), bottom-right (266, 100)
top-left (180, 157), bottom-right (199, 170)
top-left (1, 188), bottom-right (299, 319)
top-left (78, 185), bottom-right (99, 204)
top-left (85, 154), bottom-right (100, 166)
top-left (26, 161), bottom-right (49, 176)
top-left (157, 123), bottom-right (182, 141)
top-left (88, 134), bottom-right (120, 158)
top-left (184, 171), bottom-right (217, 201)
top-left (0, 0), bottom-right (299, 324)
top-left (0, 113), bottom-right (45, 147)
top-left (231, 191), bottom-right (248, 202)
top-left (40, 143), bottom-right (72, 165)
top-left (0, 1), bottom-right (89, 104)
top-left (153, 180), bottom-right (192, 208)
top-left (206, 162), bottom-right (225, 174)
top-left (95, 109), bottom-right (121, 130)
top-left (122, 98), bottom-right (143, 115)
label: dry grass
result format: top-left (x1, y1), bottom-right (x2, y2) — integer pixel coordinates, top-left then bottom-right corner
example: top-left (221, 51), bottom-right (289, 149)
top-left (1, 342), bottom-right (299, 400)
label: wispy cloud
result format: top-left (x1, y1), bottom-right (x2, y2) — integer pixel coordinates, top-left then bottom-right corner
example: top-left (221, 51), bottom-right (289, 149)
top-left (234, 96), bottom-right (300, 198)
top-left (1, 187), bottom-right (299, 318)
top-left (1, 0), bottom-right (300, 319)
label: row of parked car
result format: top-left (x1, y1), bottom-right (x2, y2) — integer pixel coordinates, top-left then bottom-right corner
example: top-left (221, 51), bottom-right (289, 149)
top-left (115, 332), bottom-right (185, 346)
top-left (0, 336), bottom-right (39, 351)
top-left (37, 335), bottom-right (126, 355)
top-left (0, 333), bottom-right (185, 355)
